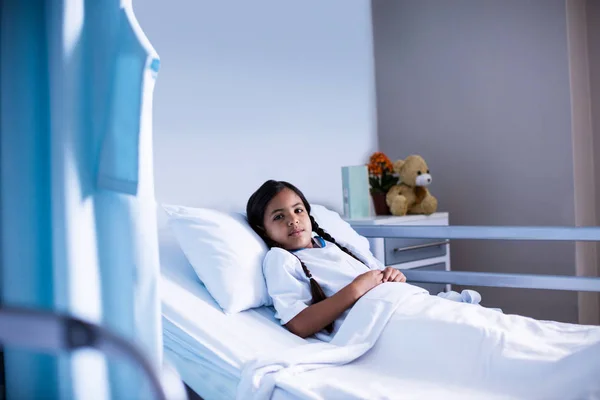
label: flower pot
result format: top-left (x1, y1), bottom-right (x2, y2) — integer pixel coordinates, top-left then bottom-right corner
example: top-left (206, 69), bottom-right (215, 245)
top-left (371, 192), bottom-right (390, 216)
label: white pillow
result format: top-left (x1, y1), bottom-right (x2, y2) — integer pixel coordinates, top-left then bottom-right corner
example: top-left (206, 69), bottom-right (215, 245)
top-left (163, 202), bottom-right (374, 314)
top-left (162, 204), bottom-right (271, 314)
top-left (309, 204), bottom-right (371, 255)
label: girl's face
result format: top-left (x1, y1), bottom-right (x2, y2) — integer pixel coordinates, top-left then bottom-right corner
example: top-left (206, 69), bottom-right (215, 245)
top-left (263, 188), bottom-right (313, 250)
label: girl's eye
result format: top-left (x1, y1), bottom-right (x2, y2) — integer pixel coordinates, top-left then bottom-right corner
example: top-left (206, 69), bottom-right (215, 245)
top-left (295, 208), bottom-right (304, 213)
top-left (273, 215), bottom-right (283, 221)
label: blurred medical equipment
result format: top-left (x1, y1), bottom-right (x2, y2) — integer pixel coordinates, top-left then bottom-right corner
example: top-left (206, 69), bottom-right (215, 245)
top-left (0, 307), bottom-right (187, 400)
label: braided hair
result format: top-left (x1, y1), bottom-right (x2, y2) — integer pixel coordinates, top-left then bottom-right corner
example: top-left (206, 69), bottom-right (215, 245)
top-left (246, 180), bottom-right (368, 335)
top-left (309, 215), bottom-right (363, 264)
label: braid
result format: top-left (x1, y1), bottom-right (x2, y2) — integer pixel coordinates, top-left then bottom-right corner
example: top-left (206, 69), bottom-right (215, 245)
top-left (309, 215), bottom-right (366, 265)
top-left (293, 254), bottom-right (334, 334)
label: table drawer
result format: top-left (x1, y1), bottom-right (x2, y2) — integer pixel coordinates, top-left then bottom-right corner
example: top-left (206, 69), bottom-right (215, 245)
top-left (384, 237), bottom-right (448, 265)
top-left (399, 262), bottom-right (447, 294)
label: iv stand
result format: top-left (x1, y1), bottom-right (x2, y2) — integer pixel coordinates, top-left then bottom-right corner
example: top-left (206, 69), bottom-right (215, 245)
top-left (0, 307), bottom-right (187, 400)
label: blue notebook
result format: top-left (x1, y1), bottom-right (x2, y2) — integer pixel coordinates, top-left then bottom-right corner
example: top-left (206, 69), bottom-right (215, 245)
top-left (341, 165), bottom-right (371, 219)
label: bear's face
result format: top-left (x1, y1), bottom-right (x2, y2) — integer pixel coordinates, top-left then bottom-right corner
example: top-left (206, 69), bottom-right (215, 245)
top-left (395, 155), bottom-right (432, 187)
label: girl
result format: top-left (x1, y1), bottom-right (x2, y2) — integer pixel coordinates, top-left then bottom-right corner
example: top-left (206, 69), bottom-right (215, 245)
top-left (246, 179), bottom-right (417, 341)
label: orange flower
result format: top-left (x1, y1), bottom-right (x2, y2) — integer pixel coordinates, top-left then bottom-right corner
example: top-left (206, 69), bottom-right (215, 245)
top-left (367, 151), bottom-right (398, 194)
top-left (368, 152), bottom-right (393, 177)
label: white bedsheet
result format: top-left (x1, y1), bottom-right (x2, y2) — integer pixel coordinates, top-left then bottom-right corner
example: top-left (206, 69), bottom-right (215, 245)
top-left (239, 283), bottom-right (600, 400)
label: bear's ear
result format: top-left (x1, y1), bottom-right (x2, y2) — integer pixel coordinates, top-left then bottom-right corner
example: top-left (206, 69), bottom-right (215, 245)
top-left (393, 159), bottom-right (405, 173)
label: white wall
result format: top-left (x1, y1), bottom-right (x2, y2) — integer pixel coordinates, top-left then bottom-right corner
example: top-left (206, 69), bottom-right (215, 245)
top-left (134, 0), bottom-right (378, 214)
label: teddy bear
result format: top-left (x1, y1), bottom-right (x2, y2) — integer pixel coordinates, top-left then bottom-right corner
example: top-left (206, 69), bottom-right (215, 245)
top-left (386, 155), bottom-right (438, 216)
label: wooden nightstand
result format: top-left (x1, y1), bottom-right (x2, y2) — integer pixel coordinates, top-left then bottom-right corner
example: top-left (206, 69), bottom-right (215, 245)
top-left (345, 213), bottom-right (451, 294)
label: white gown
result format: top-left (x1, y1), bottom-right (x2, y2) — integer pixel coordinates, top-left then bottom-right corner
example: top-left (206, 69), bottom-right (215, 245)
top-left (262, 237), bottom-right (426, 341)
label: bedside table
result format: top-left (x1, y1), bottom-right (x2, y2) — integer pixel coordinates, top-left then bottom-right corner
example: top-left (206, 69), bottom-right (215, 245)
top-left (345, 213), bottom-right (451, 294)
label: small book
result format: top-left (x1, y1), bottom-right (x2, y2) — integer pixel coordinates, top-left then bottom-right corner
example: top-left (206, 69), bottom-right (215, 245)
top-left (341, 165), bottom-right (371, 219)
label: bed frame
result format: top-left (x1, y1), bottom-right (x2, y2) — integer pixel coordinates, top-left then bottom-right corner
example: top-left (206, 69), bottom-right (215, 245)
top-left (352, 225), bottom-right (600, 293)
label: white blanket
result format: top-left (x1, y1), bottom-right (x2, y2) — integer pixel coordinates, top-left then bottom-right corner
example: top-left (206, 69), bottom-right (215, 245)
top-left (238, 283), bottom-right (600, 400)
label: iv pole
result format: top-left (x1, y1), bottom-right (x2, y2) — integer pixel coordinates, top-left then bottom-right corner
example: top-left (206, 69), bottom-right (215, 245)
top-left (0, 307), bottom-right (187, 400)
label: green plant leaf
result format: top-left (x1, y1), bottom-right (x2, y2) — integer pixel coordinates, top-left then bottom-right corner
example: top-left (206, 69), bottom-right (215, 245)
top-left (369, 177), bottom-right (381, 189)
top-left (382, 174), bottom-right (397, 186)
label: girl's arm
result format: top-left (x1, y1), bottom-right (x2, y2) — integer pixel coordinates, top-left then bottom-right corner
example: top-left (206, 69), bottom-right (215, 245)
top-left (285, 270), bottom-right (383, 338)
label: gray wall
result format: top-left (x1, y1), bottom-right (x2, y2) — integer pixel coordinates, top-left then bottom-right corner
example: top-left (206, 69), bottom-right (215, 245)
top-left (134, 0), bottom-right (378, 214)
top-left (372, 0), bottom-right (578, 322)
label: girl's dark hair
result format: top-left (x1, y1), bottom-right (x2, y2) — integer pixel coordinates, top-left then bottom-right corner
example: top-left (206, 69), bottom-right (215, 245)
top-left (246, 180), bottom-right (367, 334)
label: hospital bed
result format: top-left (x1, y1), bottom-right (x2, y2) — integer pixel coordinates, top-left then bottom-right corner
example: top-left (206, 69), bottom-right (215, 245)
top-left (158, 209), bottom-right (600, 400)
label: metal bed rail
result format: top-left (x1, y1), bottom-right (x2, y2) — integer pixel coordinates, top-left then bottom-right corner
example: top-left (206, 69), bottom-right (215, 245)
top-left (0, 307), bottom-right (187, 400)
top-left (352, 225), bottom-right (600, 293)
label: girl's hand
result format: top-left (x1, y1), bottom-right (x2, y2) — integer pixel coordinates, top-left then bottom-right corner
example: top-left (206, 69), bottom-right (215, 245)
top-left (351, 270), bottom-right (384, 298)
top-left (382, 267), bottom-right (406, 283)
